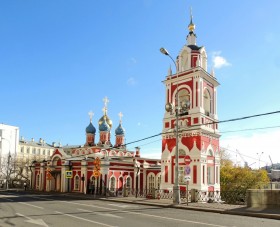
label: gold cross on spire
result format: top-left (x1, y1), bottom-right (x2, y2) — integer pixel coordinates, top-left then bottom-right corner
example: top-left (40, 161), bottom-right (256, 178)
top-left (118, 112), bottom-right (123, 123)
top-left (103, 96), bottom-right (109, 108)
top-left (102, 107), bottom-right (107, 115)
top-left (88, 111), bottom-right (94, 122)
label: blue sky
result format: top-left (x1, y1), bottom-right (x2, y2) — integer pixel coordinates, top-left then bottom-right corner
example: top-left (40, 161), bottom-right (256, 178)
top-left (1, 0), bottom-right (280, 167)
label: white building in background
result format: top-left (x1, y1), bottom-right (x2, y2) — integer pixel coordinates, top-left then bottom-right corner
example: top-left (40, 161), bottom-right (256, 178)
top-left (0, 123), bottom-right (56, 187)
top-left (0, 123), bottom-right (19, 158)
top-left (0, 124), bottom-right (19, 187)
top-left (0, 123), bottom-right (55, 163)
top-left (18, 137), bottom-right (55, 162)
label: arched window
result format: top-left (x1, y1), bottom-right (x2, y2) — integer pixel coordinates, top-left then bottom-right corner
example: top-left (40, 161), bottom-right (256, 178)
top-left (203, 89), bottom-right (211, 116)
top-left (126, 177), bottom-right (131, 189)
top-left (178, 89), bottom-right (190, 106)
top-left (207, 149), bottom-right (213, 157)
top-left (179, 149), bottom-right (185, 156)
top-left (110, 177), bottom-right (116, 191)
top-left (156, 174), bottom-right (161, 189)
top-left (207, 149), bottom-right (214, 185)
top-left (201, 50), bottom-right (207, 70)
top-left (74, 175), bottom-right (80, 190)
top-left (147, 174), bottom-right (155, 190)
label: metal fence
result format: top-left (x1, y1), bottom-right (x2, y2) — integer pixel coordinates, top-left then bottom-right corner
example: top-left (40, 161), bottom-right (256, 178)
top-left (99, 187), bottom-right (248, 205)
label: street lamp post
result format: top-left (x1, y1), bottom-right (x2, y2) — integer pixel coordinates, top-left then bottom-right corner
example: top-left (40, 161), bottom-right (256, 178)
top-left (135, 163), bottom-right (140, 198)
top-left (160, 47), bottom-right (190, 204)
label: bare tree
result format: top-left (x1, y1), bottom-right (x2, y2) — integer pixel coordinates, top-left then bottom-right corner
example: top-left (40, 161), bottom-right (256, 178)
top-left (219, 147), bottom-right (233, 167)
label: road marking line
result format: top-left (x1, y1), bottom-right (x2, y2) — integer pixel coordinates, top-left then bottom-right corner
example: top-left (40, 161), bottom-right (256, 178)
top-left (31, 196), bottom-right (54, 201)
top-left (1, 198), bottom-right (14, 201)
top-left (19, 202), bottom-right (44, 209)
top-left (77, 208), bottom-right (92, 212)
top-left (55, 211), bottom-right (118, 227)
top-left (120, 210), bottom-right (229, 227)
top-left (77, 208), bottom-right (123, 219)
top-left (108, 203), bottom-right (138, 208)
top-left (16, 213), bottom-right (49, 227)
top-left (60, 201), bottom-right (115, 211)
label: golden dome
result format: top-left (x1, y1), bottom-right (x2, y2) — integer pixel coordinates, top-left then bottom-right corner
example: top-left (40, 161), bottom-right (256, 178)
top-left (188, 22), bottom-right (195, 32)
top-left (98, 115), bottom-right (113, 129)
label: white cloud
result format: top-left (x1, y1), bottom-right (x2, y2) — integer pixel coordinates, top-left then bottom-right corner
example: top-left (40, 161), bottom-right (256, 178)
top-left (212, 51), bottom-right (231, 69)
top-left (220, 130), bottom-right (280, 169)
top-left (127, 77), bottom-right (137, 86)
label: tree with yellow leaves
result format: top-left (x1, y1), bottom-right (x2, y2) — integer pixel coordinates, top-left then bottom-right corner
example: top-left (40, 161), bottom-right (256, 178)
top-left (219, 148), bottom-right (270, 204)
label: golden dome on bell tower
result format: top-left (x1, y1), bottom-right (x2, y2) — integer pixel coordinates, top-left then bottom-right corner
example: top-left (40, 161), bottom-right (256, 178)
top-left (188, 19), bottom-right (195, 32)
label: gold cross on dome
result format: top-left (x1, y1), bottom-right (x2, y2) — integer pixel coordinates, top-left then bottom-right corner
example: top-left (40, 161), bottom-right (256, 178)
top-left (118, 112), bottom-right (123, 123)
top-left (102, 107), bottom-right (107, 115)
top-left (103, 96), bottom-right (109, 108)
top-left (88, 111), bottom-right (94, 122)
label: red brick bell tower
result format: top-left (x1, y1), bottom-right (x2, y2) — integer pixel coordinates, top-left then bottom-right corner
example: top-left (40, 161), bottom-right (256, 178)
top-left (161, 12), bottom-right (221, 195)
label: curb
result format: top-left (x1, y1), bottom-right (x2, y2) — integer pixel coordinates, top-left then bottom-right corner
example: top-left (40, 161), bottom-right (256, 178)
top-left (99, 198), bottom-right (225, 214)
top-left (222, 210), bottom-right (280, 220)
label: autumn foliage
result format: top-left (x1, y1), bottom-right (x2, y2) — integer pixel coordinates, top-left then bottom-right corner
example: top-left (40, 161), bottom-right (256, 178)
top-left (221, 162), bottom-right (270, 191)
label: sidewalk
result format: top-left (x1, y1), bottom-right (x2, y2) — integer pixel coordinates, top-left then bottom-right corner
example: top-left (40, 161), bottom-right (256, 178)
top-left (53, 191), bottom-right (279, 220)
top-left (97, 196), bottom-right (280, 220)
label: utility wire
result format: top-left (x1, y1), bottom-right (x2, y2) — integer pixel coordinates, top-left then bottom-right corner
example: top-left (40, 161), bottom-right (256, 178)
top-left (220, 147), bottom-right (262, 163)
top-left (124, 110), bottom-right (280, 146)
top-left (220, 125), bottom-right (280, 134)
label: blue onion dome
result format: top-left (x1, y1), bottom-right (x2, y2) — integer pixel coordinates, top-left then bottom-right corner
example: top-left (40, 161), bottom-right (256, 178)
top-left (115, 123), bottom-right (125, 135)
top-left (86, 122), bottom-right (96, 134)
top-left (99, 116), bottom-right (110, 132)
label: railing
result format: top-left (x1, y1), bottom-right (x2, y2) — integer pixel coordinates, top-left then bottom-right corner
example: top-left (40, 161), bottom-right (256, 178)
top-left (259, 182), bottom-right (280, 190)
top-left (99, 188), bottom-right (248, 205)
top-left (86, 185), bottom-right (266, 205)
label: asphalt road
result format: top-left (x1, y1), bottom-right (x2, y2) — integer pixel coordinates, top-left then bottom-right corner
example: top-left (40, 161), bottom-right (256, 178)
top-left (0, 191), bottom-right (279, 227)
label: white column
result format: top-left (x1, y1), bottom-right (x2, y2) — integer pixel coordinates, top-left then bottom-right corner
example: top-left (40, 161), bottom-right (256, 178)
top-left (81, 160), bottom-right (87, 193)
top-left (61, 165), bottom-right (67, 192)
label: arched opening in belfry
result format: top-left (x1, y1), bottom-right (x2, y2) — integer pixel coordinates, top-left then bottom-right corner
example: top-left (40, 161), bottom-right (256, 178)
top-left (177, 89), bottom-right (190, 106)
top-left (203, 89), bottom-right (211, 116)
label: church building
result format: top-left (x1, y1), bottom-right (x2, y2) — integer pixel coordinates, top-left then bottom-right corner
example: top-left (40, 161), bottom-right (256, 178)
top-left (31, 97), bottom-right (161, 195)
top-left (31, 13), bottom-right (220, 200)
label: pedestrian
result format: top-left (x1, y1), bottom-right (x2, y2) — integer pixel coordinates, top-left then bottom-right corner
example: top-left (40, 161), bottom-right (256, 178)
top-left (23, 182), bottom-right (27, 191)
